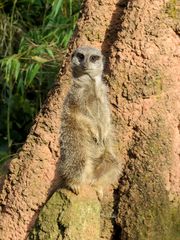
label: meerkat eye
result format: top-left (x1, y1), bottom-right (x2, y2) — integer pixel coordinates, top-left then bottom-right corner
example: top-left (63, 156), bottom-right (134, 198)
top-left (90, 55), bottom-right (100, 62)
top-left (76, 53), bottom-right (84, 61)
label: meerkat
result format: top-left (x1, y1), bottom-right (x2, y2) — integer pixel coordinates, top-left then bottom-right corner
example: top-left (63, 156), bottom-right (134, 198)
top-left (59, 46), bottom-right (121, 198)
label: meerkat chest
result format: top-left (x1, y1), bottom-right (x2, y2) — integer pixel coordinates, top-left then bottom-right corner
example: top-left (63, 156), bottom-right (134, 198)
top-left (85, 80), bottom-right (111, 134)
top-left (86, 82), bottom-right (108, 117)
top-left (88, 96), bottom-right (108, 120)
top-left (74, 77), bottom-right (111, 133)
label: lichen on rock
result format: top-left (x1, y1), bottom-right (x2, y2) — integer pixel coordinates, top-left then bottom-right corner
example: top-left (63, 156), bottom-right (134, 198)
top-left (29, 188), bottom-right (101, 240)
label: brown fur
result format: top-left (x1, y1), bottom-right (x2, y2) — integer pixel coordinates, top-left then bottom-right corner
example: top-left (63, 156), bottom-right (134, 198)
top-left (59, 47), bottom-right (121, 197)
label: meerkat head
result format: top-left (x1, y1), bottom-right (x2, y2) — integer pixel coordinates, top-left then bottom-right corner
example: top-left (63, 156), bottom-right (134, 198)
top-left (71, 46), bottom-right (104, 78)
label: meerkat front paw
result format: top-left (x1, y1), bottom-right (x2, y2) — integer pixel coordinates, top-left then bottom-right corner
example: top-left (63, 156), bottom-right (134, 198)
top-left (69, 184), bottom-right (81, 195)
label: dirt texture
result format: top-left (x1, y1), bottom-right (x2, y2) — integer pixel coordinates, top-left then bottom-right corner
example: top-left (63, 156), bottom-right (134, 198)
top-left (0, 0), bottom-right (122, 239)
top-left (0, 0), bottom-right (180, 239)
top-left (108, 0), bottom-right (180, 239)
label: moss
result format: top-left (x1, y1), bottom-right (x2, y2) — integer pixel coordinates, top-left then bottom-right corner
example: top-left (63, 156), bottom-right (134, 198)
top-left (121, 69), bottom-right (164, 101)
top-left (29, 191), bottom-right (70, 240)
top-left (135, 204), bottom-right (180, 240)
top-left (118, 111), bottom-right (178, 240)
top-left (142, 71), bottom-right (163, 98)
top-left (135, 116), bottom-right (178, 240)
top-left (29, 189), bottom-right (101, 240)
top-left (170, 205), bottom-right (180, 240)
top-left (165, 0), bottom-right (177, 18)
top-left (165, 0), bottom-right (180, 20)
top-left (146, 118), bottom-right (171, 162)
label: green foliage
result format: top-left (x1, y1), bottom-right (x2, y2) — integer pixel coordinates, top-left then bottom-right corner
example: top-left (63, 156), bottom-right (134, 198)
top-left (165, 0), bottom-right (177, 18)
top-left (0, 0), bottom-right (81, 163)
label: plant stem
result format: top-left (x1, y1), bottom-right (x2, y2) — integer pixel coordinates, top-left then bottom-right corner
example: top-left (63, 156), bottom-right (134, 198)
top-left (7, 96), bottom-right (11, 151)
top-left (7, 0), bottom-right (17, 56)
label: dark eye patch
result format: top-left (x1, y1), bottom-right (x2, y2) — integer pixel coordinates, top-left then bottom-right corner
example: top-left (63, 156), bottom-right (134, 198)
top-left (90, 55), bottom-right (100, 62)
top-left (76, 53), bottom-right (84, 61)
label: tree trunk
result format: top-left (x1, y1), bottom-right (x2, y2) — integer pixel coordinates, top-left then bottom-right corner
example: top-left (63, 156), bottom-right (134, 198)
top-left (0, 0), bottom-right (180, 239)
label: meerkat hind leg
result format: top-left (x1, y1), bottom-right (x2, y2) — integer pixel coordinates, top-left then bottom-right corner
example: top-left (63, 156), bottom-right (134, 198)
top-left (93, 152), bottom-right (121, 199)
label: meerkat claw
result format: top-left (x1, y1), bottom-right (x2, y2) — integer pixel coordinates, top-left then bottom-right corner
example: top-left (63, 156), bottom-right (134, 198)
top-left (69, 184), bottom-right (81, 195)
top-left (95, 187), bottom-right (104, 201)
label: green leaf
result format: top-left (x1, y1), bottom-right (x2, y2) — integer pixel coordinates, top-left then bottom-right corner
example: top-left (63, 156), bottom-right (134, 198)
top-left (26, 63), bottom-right (41, 87)
top-left (46, 48), bottom-right (54, 59)
top-left (31, 56), bottom-right (48, 63)
top-left (15, 61), bottom-right (20, 81)
top-left (51, 0), bottom-right (63, 18)
top-left (17, 77), bottom-right (24, 95)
